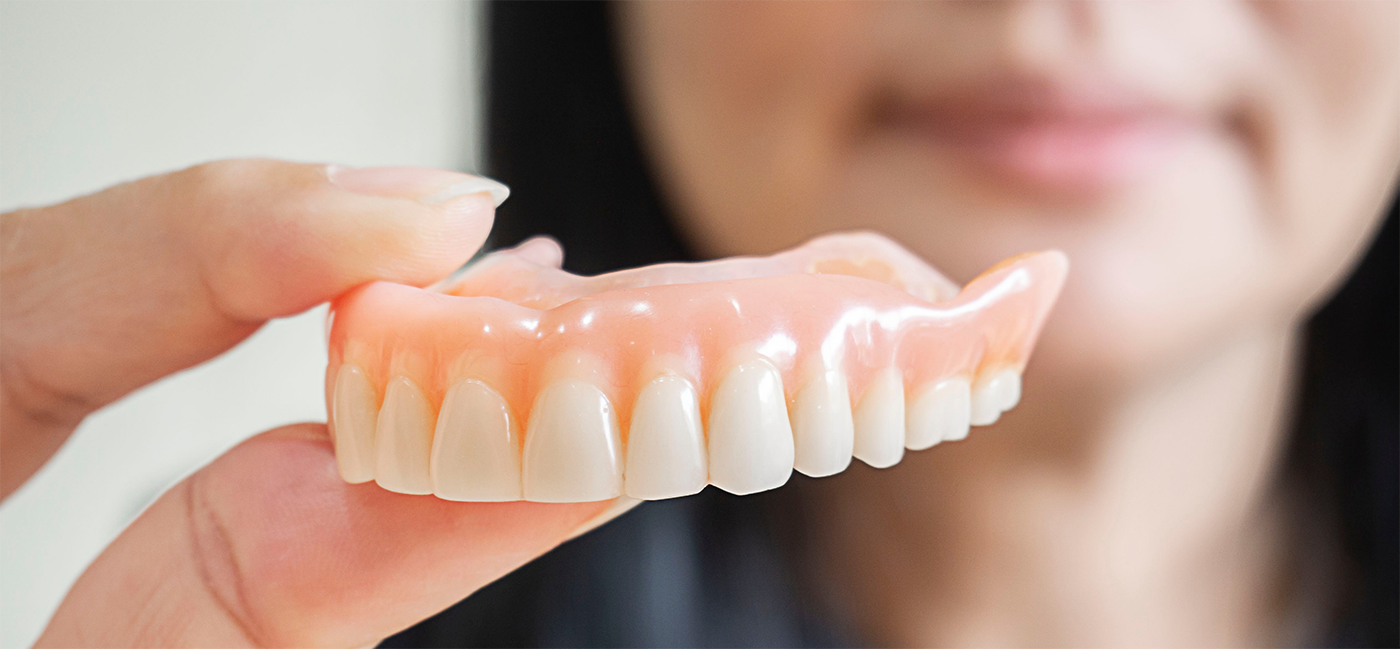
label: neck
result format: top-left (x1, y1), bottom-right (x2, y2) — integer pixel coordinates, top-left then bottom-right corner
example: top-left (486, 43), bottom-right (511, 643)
top-left (812, 324), bottom-right (1301, 647)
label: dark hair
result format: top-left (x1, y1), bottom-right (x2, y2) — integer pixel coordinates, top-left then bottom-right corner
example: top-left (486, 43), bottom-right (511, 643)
top-left (484, 2), bottom-right (688, 273)
top-left (393, 2), bottom-right (1398, 646)
top-left (1283, 202), bottom-right (1397, 645)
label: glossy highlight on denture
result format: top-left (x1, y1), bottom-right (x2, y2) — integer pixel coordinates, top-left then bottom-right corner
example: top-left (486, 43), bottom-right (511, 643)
top-left (326, 232), bottom-right (1067, 502)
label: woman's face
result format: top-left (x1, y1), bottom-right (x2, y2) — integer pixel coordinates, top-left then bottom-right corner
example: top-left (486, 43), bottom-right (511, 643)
top-left (618, 2), bottom-right (1400, 380)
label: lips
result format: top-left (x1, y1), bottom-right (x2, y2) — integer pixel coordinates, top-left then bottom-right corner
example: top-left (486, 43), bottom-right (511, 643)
top-left (880, 80), bottom-right (1202, 191)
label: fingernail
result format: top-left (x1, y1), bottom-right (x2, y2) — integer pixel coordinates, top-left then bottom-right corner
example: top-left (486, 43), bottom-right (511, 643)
top-left (326, 165), bottom-right (510, 207)
top-left (420, 176), bottom-right (512, 207)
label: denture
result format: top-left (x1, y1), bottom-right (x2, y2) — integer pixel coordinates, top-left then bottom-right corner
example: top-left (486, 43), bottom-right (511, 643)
top-left (327, 232), bottom-right (1067, 502)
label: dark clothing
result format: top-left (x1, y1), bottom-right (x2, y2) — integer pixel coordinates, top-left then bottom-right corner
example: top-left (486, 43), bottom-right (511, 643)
top-left (383, 489), bottom-right (853, 648)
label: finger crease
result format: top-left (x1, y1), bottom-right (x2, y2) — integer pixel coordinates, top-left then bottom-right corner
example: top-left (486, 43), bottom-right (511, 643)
top-left (183, 476), bottom-right (267, 647)
top-left (0, 354), bottom-right (96, 430)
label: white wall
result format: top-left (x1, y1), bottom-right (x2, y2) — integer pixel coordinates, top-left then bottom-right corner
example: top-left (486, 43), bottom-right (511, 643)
top-left (0, 2), bottom-right (480, 645)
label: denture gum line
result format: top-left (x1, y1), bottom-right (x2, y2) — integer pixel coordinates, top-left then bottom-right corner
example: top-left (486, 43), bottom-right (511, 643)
top-left (327, 232), bottom-right (1067, 503)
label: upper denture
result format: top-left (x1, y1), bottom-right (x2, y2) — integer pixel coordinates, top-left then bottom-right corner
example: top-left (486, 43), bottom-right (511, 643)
top-left (326, 232), bottom-right (1067, 502)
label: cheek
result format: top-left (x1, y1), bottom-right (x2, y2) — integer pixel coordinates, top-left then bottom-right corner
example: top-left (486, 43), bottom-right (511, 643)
top-left (621, 2), bottom-right (880, 254)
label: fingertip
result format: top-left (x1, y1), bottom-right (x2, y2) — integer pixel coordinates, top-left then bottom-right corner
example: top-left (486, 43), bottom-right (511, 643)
top-left (435, 192), bottom-right (498, 262)
top-left (350, 190), bottom-right (496, 287)
top-left (322, 165), bottom-right (502, 273)
top-left (327, 165), bottom-right (510, 207)
top-left (510, 236), bottom-right (566, 268)
top-left (420, 176), bottom-right (511, 208)
top-left (323, 166), bottom-right (501, 288)
top-left (186, 161), bottom-right (502, 321)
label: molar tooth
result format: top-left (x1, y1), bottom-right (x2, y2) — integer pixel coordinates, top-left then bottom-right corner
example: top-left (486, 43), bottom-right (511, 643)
top-left (624, 375), bottom-right (708, 500)
top-left (431, 380), bottom-right (521, 501)
top-left (906, 378), bottom-right (972, 448)
top-left (852, 368), bottom-right (905, 468)
top-left (792, 371), bottom-right (854, 477)
top-left (331, 364), bottom-right (378, 483)
top-left (706, 358), bottom-right (794, 495)
top-left (970, 368), bottom-right (1020, 426)
top-left (374, 377), bottom-right (435, 494)
top-left (522, 380), bottom-right (623, 502)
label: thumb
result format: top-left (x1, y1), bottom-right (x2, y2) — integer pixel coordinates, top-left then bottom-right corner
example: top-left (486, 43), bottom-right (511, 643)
top-left (37, 423), bottom-right (634, 648)
top-left (1, 159), bottom-right (505, 499)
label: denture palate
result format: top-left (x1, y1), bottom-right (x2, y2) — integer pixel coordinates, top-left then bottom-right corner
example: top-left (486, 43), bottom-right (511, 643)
top-left (326, 232), bottom-right (1067, 503)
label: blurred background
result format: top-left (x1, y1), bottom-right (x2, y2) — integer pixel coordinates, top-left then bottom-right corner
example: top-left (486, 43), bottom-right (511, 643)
top-left (0, 2), bottom-right (483, 645)
top-left (3, 2), bottom-right (1397, 647)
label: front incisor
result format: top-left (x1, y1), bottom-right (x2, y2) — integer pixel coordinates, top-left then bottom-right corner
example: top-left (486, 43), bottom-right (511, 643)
top-left (332, 364), bottom-right (379, 483)
top-left (375, 377), bottom-right (435, 494)
top-left (522, 380), bottom-right (623, 502)
top-left (431, 380), bottom-right (522, 501)
top-left (706, 358), bottom-right (795, 495)
top-left (624, 375), bottom-right (708, 500)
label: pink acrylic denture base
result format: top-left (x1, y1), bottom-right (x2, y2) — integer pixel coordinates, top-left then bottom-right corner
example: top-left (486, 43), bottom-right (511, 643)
top-left (327, 232), bottom-right (1068, 439)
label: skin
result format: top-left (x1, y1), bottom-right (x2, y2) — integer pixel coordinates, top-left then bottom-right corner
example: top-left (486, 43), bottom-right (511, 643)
top-left (1, 160), bottom-right (623, 646)
top-left (7, 2), bottom-right (1398, 647)
top-left (616, 1), bottom-right (1400, 646)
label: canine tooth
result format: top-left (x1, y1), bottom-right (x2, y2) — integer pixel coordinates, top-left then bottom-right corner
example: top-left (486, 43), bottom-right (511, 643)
top-left (624, 375), bottom-right (708, 500)
top-left (522, 380), bottom-right (623, 502)
top-left (970, 368), bottom-right (1020, 426)
top-left (374, 377), bottom-right (435, 494)
top-left (707, 358), bottom-right (795, 495)
top-left (331, 364), bottom-right (378, 483)
top-left (431, 380), bottom-right (521, 501)
top-left (906, 378), bottom-right (972, 448)
top-left (852, 368), bottom-right (905, 468)
top-left (792, 371), bottom-right (854, 477)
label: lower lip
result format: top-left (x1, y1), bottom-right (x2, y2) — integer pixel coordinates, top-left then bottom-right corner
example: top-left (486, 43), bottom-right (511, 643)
top-left (897, 113), bottom-right (1195, 191)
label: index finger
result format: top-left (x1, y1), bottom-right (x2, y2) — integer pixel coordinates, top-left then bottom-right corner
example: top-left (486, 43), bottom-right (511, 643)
top-left (0, 159), bottom-right (504, 499)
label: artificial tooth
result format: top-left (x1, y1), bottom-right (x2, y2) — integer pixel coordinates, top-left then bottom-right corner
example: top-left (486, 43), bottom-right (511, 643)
top-left (522, 380), bottom-right (623, 502)
top-left (852, 368), bottom-right (905, 468)
top-left (707, 358), bottom-right (795, 495)
top-left (624, 375), bottom-right (708, 500)
top-left (374, 376), bottom-right (435, 494)
top-left (331, 363), bottom-right (378, 483)
top-left (993, 369), bottom-right (1023, 411)
top-left (906, 377), bottom-right (972, 448)
top-left (970, 368), bottom-right (1021, 426)
top-left (792, 371), bottom-right (854, 477)
top-left (431, 380), bottom-right (522, 501)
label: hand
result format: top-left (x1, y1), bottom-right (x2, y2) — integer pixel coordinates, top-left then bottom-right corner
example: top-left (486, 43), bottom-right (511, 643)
top-left (1, 160), bottom-right (626, 647)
